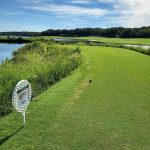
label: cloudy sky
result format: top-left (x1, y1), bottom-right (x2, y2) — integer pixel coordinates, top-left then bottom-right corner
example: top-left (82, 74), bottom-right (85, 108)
top-left (0, 0), bottom-right (150, 31)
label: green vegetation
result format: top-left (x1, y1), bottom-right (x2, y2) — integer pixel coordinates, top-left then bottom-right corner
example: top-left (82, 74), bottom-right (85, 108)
top-left (0, 46), bottom-right (150, 149)
top-left (0, 36), bottom-right (31, 43)
top-left (0, 42), bottom-right (81, 116)
top-left (0, 36), bottom-right (53, 43)
top-left (88, 42), bottom-right (150, 56)
top-left (41, 27), bottom-right (150, 38)
top-left (76, 36), bottom-right (150, 45)
top-left (124, 45), bottom-right (150, 55)
top-left (1, 26), bottom-right (150, 38)
top-left (0, 35), bottom-right (150, 56)
top-left (48, 36), bottom-right (150, 56)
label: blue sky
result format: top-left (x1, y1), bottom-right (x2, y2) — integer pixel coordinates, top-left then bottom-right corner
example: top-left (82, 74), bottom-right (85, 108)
top-left (0, 0), bottom-right (150, 31)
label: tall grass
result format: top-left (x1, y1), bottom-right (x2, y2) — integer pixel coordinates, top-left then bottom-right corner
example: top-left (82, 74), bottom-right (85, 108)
top-left (87, 42), bottom-right (150, 56)
top-left (0, 42), bottom-right (81, 117)
top-left (49, 39), bottom-right (150, 56)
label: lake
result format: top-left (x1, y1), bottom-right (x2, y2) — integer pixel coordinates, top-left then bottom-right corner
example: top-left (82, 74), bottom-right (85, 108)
top-left (125, 44), bottom-right (150, 50)
top-left (0, 43), bottom-right (25, 63)
top-left (53, 38), bottom-right (79, 42)
top-left (8, 36), bottom-right (30, 39)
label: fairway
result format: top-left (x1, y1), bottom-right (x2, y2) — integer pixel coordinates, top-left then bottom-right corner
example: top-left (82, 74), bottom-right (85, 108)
top-left (0, 46), bottom-right (150, 149)
top-left (76, 37), bottom-right (150, 45)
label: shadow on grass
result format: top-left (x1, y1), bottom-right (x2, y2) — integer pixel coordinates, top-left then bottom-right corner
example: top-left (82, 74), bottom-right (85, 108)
top-left (0, 126), bottom-right (24, 146)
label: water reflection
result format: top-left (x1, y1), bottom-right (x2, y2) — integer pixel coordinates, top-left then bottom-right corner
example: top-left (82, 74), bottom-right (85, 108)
top-left (0, 43), bottom-right (25, 63)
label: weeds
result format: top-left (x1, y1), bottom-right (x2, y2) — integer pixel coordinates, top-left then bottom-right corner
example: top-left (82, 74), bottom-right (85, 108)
top-left (0, 42), bottom-right (81, 116)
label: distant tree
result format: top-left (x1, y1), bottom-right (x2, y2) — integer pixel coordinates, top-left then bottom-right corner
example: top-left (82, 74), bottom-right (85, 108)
top-left (1, 26), bottom-right (150, 38)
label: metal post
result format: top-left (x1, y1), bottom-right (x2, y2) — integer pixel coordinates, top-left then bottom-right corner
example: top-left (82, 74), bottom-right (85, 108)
top-left (22, 112), bottom-right (26, 126)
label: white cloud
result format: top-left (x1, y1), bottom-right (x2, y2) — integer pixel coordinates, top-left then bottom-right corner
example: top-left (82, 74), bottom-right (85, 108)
top-left (113, 0), bottom-right (150, 27)
top-left (17, 0), bottom-right (150, 27)
top-left (70, 0), bottom-right (92, 4)
top-left (98, 0), bottom-right (115, 2)
top-left (26, 4), bottom-right (107, 16)
top-left (70, 0), bottom-right (115, 4)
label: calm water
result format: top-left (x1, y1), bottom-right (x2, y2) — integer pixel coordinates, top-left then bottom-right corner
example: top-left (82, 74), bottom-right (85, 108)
top-left (53, 38), bottom-right (78, 42)
top-left (0, 43), bottom-right (25, 63)
top-left (125, 44), bottom-right (150, 50)
top-left (9, 36), bottom-right (30, 39)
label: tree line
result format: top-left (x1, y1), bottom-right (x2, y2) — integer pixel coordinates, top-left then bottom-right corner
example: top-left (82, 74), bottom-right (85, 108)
top-left (0, 26), bottom-right (150, 38)
top-left (0, 31), bottom-right (40, 37)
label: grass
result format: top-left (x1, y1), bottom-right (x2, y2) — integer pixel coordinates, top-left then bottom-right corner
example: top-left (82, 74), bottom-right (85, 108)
top-left (75, 36), bottom-right (150, 45)
top-left (0, 42), bottom-right (81, 116)
top-left (1, 35), bottom-right (150, 45)
top-left (0, 46), bottom-right (150, 149)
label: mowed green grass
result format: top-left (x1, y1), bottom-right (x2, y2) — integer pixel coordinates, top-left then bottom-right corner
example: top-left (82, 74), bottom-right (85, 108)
top-left (76, 36), bottom-right (150, 45)
top-left (0, 46), bottom-right (150, 149)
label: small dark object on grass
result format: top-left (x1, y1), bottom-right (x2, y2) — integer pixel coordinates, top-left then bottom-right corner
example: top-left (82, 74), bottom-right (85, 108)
top-left (89, 80), bottom-right (92, 83)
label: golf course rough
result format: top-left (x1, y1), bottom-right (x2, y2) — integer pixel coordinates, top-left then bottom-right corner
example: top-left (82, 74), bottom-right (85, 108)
top-left (0, 46), bottom-right (150, 150)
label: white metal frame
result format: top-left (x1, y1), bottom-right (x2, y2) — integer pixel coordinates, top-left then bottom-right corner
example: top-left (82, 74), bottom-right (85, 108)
top-left (12, 80), bottom-right (31, 125)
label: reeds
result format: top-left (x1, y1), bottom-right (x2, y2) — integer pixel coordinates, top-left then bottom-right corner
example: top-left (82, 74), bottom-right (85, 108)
top-left (0, 42), bottom-right (81, 116)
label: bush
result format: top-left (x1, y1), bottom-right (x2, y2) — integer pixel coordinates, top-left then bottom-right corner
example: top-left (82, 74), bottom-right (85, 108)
top-left (0, 42), bottom-right (81, 117)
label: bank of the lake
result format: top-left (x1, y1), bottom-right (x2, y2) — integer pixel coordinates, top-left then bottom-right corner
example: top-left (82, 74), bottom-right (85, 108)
top-left (0, 42), bottom-right (81, 116)
top-left (125, 44), bottom-right (150, 49)
top-left (0, 43), bottom-right (25, 63)
top-left (0, 45), bottom-right (149, 149)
